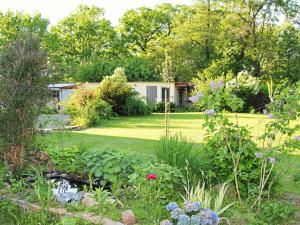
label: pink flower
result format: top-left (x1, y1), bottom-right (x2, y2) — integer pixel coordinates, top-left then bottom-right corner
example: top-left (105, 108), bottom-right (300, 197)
top-left (147, 173), bottom-right (157, 180)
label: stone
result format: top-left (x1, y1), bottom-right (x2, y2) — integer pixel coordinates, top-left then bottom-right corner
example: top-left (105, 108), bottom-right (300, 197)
top-left (122, 210), bottom-right (136, 225)
top-left (82, 193), bottom-right (98, 207)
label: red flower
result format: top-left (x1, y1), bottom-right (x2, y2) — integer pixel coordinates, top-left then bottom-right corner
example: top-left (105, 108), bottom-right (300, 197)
top-left (147, 173), bottom-right (157, 180)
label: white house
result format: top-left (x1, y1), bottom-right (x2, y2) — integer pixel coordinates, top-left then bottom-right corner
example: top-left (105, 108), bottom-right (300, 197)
top-left (48, 82), bottom-right (193, 108)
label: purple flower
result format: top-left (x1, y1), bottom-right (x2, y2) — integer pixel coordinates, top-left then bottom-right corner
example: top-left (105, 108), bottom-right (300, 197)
top-left (262, 109), bottom-right (268, 115)
top-left (204, 109), bottom-right (216, 116)
top-left (171, 208), bottom-right (184, 219)
top-left (210, 79), bottom-right (224, 90)
top-left (189, 92), bottom-right (203, 103)
top-left (255, 152), bottom-right (263, 159)
top-left (293, 136), bottom-right (300, 141)
top-left (269, 157), bottom-right (276, 164)
top-left (160, 220), bottom-right (173, 225)
top-left (166, 202), bottom-right (178, 211)
top-left (267, 113), bottom-right (274, 119)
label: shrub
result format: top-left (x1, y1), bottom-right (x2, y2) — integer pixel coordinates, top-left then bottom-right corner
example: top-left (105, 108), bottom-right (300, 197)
top-left (123, 95), bottom-right (152, 116)
top-left (249, 200), bottom-right (295, 225)
top-left (153, 102), bottom-right (176, 113)
top-left (97, 67), bottom-right (135, 115)
top-left (42, 144), bottom-right (87, 173)
top-left (81, 148), bottom-right (142, 186)
top-left (0, 33), bottom-right (51, 171)
top-left (155, 134), bottom-right (210, 184)
top-left (202, 127), bottom-right (262, 195)
top-left (128, 162), bottom-right (184, 198)
top-left (66, 87), bottom-right (112, 127)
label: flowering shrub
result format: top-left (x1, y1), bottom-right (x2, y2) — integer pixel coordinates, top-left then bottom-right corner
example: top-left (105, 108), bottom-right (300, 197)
top-left (129, 162), bottom-right (184, 198)
top-left (161, 201), bottom-right (219, 225)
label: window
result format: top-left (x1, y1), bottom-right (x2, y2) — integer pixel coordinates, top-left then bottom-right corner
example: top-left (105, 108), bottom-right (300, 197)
top-left (162, 87), bottom-right (170, 102)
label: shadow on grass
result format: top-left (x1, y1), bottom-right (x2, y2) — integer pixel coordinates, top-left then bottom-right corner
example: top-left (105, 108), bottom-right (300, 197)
top-left (42, 132), bottom-right (159, 159)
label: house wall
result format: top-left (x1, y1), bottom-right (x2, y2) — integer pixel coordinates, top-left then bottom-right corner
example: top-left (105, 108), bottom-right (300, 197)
top-left (128, 82), bottom-right (177, 104)
top-left (61, 89), bottom-right (75, 103)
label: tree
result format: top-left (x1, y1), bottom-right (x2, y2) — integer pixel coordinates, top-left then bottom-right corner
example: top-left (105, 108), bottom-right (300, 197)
top-left (49, 4), bottom-right (118, 77)
top-left (0, 11), bottom-right (49, 50)
top-left (0, 33), bottom-right (50, 171)
top-left (118, 4), bottom-right (179, 54)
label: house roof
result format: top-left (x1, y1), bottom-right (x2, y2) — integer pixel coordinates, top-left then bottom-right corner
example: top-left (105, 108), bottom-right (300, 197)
top-left (48, 83), bottom-right (78, 89)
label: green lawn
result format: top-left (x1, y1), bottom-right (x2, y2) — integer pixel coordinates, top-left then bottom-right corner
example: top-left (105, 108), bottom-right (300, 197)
top-left (43, 112), bottom-right (300, 195)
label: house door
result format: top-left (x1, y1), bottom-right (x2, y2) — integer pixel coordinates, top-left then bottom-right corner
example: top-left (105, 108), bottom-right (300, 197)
top-left (178, 90), bottom-right (184, 107)
top-left (146, 86), bottom-right (157, 104)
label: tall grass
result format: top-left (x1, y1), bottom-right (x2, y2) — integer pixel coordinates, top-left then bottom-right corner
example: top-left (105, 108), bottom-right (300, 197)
top-left (155, 133), bottom-right (210, 183)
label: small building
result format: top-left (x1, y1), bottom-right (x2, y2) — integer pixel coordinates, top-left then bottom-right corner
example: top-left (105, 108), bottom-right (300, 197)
top-left (48, 82), bottom-right (193, 110)
top-left (48, 83), bottom-right (78, 110)
top-left (128, 82), bottom-right (193, 107)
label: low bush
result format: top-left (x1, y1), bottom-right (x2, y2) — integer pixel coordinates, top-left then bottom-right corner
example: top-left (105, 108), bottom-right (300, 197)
top-left (129, 162), bottom-right (184, 198)
top-left (122, 95), bottom-right (152, 116)
top-left (97, 67), bottom-right (135, 115)
top-left (153, 102), bottom-right (176, 113)
top-left (66, 87), bottom-right (112, 127)
top-left (155, 134), bottom-right (210, 184)
top-left (202, 127), bottom-right (262, 195)
top-left (81, 148), bottom-right (142, 186)
top-left (249, 200), bottom-right (295, 225)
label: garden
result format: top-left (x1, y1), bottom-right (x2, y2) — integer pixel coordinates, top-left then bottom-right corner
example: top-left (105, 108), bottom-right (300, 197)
top-left (1, 0), bottom-right (300, 224)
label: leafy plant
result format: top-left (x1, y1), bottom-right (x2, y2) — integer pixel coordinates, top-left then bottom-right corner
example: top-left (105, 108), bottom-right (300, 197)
top-left (129, 162), bottom-right (184, 199)
top-left (66, 87), bottom-right (112, 127)
top-left (123, 95), bottom-right (152, 116)
top-left (182, 182), bottom-right (234, 215)
top-left (81, 148), bottom-right (142, 186)
top-left (155, 133), bottom-right (209, 184)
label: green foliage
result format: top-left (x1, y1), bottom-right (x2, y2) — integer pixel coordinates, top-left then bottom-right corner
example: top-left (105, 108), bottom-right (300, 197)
top-left (128, 162), bottom-right (184, 198)
top-left (81, 148), bottom-right (142, 186)
top-left (97, 67), bottom-right (135, 115)
top-left (0, 200), bottom-right (59, 225)
top-left (153, 102), bottom-right (176, 113)
top-left (0, 33), bottom-right (50, 169)
top-left (123, 96), bottom-right (152, 116)
top-left (155, 134), bottom-right (209, 184)
top-left (42, 144), bottom-right (87, 173)
top-left (248, 200), bottom-right (295, 225)
top-left (66, 87), bottom-right (112, 127)
top-left (202, 127), bottom-right (261, 194)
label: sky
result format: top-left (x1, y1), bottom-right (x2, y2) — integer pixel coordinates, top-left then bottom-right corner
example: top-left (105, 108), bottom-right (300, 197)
top-left (0, 0), bottom-right (195, 26)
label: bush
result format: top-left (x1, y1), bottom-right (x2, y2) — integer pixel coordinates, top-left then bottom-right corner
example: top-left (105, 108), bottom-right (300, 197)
top-left (66, 87), bottom-right (112, 127)
top-left (202, 127), bottom-right (263, 195)
top-left (81, 148), bottom-right (142, 186)
top-left (123, 95), bottom-right (152, 116)
top-left (0, 33), bottom-right (51, 171)
top-left (153, 102), bottom-right (176, 113)
top-left (128, 162), bottom-right (184, 198)
top-left (155, 134), bottom-right (210, 184)
top-left (249, 200), bottom-right (295, 225)
top-left (97, 67), bottom-right (135, 115)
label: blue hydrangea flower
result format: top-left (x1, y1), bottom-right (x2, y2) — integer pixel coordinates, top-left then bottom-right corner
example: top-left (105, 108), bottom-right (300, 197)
top-left (211, 211), bottom-right (219, 224)
top-left (193, 202), bottom-right (201, 212)
top-left (171, 208), bottom-right (184, 219)
top-left (190, 215), bottom-right (202, 225)
top-left (166, 202), bottom-right (178, 211)
top-left (160, 220), bottom-right (173, 225)
top-left (184, 202), bottom-right (195, 213)
top-left (178, 214), bottom-right (190, 225)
